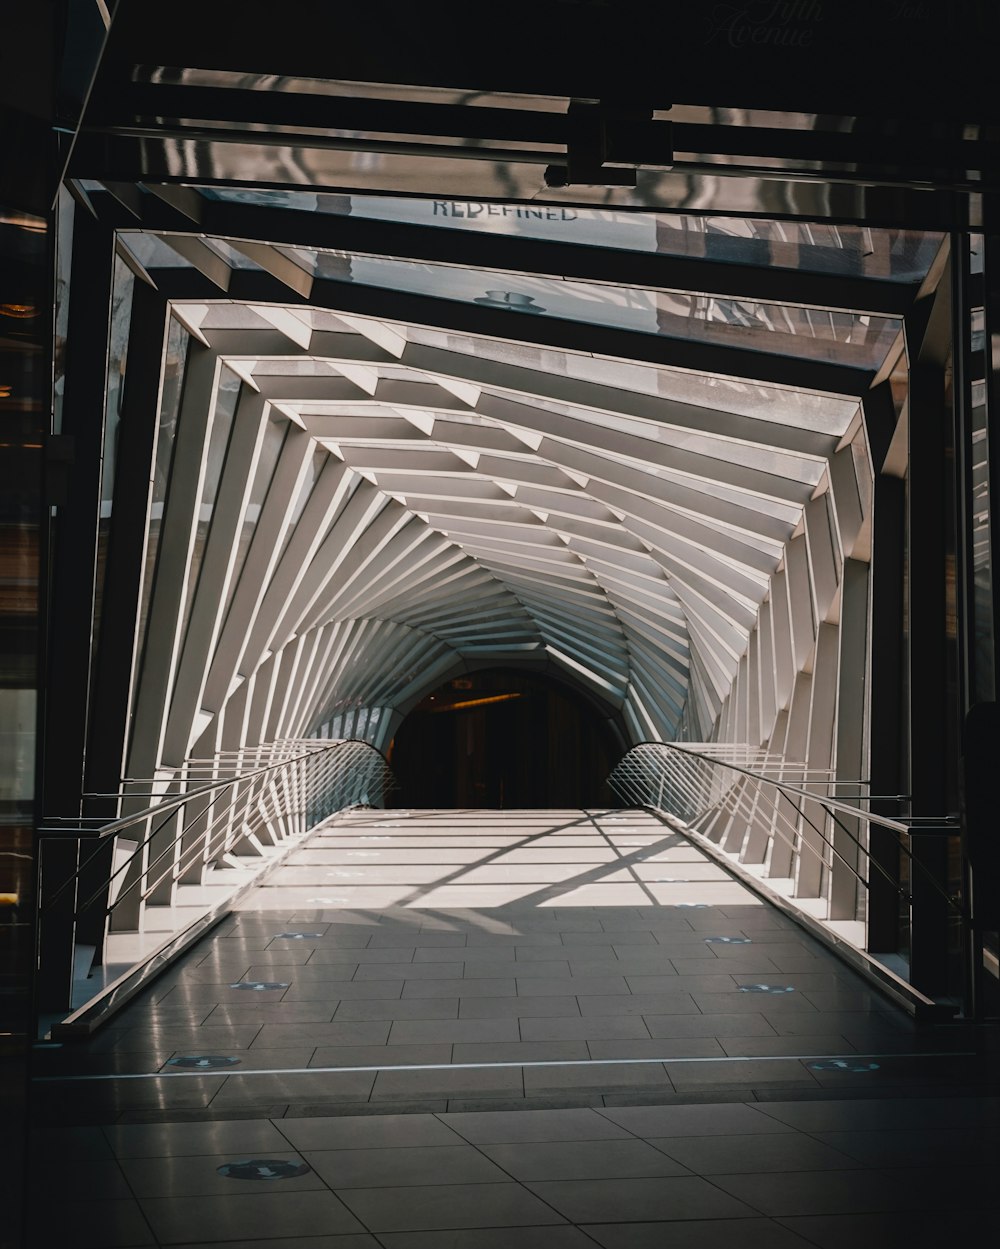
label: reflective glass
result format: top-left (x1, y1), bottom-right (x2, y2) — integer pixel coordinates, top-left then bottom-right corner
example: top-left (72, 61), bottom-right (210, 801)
top-left (257, 243), bottom-right (901, 367)
top-left (198, 187), bottom-right (943, 281)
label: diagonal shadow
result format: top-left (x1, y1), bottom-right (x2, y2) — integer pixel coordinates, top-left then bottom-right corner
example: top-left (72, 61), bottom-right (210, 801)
top-left (311, 806), bottom-right (693, 917)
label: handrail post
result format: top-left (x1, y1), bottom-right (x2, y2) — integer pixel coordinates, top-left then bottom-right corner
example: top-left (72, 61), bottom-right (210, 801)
top-left (34, 836), bottom-right (82, 1017)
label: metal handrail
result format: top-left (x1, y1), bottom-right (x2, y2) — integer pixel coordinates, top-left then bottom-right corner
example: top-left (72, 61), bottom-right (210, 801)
top-left (608, 741), bottom-right (963, 917)
top-left (106, 739), bottom-right (374, 915)
top-left (38, 738), bottom-right (395, 914)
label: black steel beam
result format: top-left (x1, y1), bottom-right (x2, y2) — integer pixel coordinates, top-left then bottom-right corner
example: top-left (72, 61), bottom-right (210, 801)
top-left (41, 211), bottom-right (115, 820)
top-left (67, 128), bottom-right (987, 234)
top-left (96, 0), bottom-right (996, 126)
top-left (906, 266), bottom-right (961, 997)
top-left (82, 82), bottom-right (999, 178)
top-left (863, 381), bottom-right (906, 956)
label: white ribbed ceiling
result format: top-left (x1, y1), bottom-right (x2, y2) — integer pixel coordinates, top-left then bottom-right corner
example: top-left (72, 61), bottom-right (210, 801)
top-left (108, 199), bottom-right (932, 766)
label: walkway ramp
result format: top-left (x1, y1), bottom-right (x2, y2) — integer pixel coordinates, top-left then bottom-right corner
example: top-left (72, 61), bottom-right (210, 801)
top-left (27, 809), bottom-right (999, 1247)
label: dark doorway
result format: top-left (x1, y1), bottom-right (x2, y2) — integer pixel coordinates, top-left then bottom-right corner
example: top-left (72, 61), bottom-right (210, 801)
top-left (387, 668), bottom-right (619, 808)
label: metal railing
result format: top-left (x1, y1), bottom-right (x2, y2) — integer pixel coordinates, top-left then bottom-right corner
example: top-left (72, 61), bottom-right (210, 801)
top-left (36, 738), bottom-right (395, 1018)
top-left (608, 741), bottom-right (967, 1010)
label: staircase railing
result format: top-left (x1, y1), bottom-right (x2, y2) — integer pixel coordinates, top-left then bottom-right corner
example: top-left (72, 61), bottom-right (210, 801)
top-left (35, 738), bottom-right (395, 1028)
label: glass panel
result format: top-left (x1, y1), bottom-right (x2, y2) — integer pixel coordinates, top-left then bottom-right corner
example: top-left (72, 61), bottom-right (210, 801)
top-left (258, 243), bottom-right (901, 367)
top-left (197, 187), bottom-right (943, 282)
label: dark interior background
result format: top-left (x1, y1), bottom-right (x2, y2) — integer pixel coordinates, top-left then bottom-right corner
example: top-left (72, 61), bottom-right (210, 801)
top-left (386, 667), bottom-right (620, 808)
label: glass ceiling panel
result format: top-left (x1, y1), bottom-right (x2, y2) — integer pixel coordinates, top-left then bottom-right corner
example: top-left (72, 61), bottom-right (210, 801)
top-left (400, 325), bottom-right (861, 434)
top-left (218, 240), bottom-right (901, 368)
top-left (171, 296), bottom-right (861, 436)
top-left (197, 187), bottom-right (942, 282)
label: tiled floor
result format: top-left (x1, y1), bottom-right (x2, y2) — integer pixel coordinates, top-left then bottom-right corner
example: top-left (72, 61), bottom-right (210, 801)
top-left (27, 809), bottom-right (1000, 1247)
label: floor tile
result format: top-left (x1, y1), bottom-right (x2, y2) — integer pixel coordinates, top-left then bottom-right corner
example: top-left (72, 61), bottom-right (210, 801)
top-left (775, 1209), bottom-right (992, 1249)
top-left (281, 980), bottom-right (406, 1000)
top-left (202, 1004), bottom-right (336, 1025)
top-left (375, 1228), bottom-right (595, 1249)
top-left (278, 1112), bottom-right (466, 1150)
top-left (524, 1175), bottom-right (756, 1222)
top-left (306, 1143), bottom-right (510, 1187)
top-left (353, 962), bottom-right (465, 979)
top-left (140, 1189), bottom-right (365, 1242)
top-left (413, 946), bottom-right (515, 963)
top-left (719, 1034), bottom-right (857, 1057)
top-left (102, 1119), bottom-right (293, 1158)
top-left (173, 1236), bottom-right (380, 1249)
top-left (335, 1182), bottom-right (567, 1232)
top-left (519, 1016), bottom-right (650, 1041)
top-left (389, 1018), bottom-right (520, 1044)
top-left (335, 999), bottom-right (460, 1020)
top-left (753, 1095), bottom-right (1000, 1132)
top-left (459, 996), bottom-right (583, 1018)
top-left (310, 1044), bottom-right (452, 1068)
top-left (480, 1137), bottom-right (690, 1180)
top-left (452, 1037), bottom-right (588, 1062)
top-left (372, 1066), bottom-right (524, 1100)
top-left (24, 1199), bottom-right (155, 1248)
top-left (587, 1038), bottom-right (725, 1060)
top-left (581, 1217), bottom-right (816, 1248)
top-left (210, 1070), bottom-right (376, 1105)
top-left (811, 1126), bottom-right (1000, 1166)
top-left (403, 978), bottom-right (517, 998)
top-left (646, 1131), bottom-right (862, 1173)
top-left (708, 1168), bottom-right (924, 1216)
top-left (577, 994), bottom-right (699, 1016)
top-left (25, 1152), bottom-right (132, 1201)
top-left (168, 1048), bottom-right (314, 1071)
top-left (518, 976), bottom-right (630, 996)
top-left (118, 1151), bottom-right (324, 1197)
top-left (664, 1057), bottom-right (818, 1089)
top-left (309, 947), bottom-right (416, 963)
top-left (251, 1022), bottom-right (390, 1047)
top-left (523, 1062), bottom-right (673, 1094)
top-left (445, 1107), bottom-right (635, 1143)
top-left (598, 1103), bottom-right (795, 1136)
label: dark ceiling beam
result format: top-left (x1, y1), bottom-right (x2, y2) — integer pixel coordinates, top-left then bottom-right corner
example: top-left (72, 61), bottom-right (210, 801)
top-left (98, 0), bottom-right (995, 124)
top-left (67, 130), bottom-right (985, 234)
top-left (84, 83), bottom-right (998, 176)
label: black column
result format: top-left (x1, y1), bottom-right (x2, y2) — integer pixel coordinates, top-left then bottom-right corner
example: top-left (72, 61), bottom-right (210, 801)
top-left (864, 380), bottom-right (906, 954)
top-left (41, 211), bottom-right (116, 817)
top-left (906, 259), bottom-right (960, 998)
